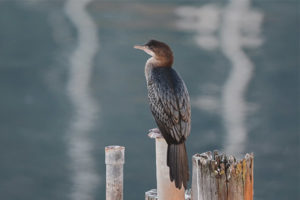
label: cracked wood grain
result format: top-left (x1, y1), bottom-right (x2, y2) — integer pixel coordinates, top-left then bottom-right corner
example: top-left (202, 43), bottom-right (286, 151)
top-left (191, 151), bottom-right (253, 200)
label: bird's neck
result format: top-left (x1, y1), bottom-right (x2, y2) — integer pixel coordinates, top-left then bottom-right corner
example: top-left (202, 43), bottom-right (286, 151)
top-left (145, 58), bottom-right (154, 82)
top-left (147, 56), bottom-right (173, 67)
top-left (145, 57), bottom-right (172, 82)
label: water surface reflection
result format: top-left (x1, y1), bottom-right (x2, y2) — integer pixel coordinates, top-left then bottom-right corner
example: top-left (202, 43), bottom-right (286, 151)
top-left (176, 0), bottom-right (263, 155)
top-left (65, 0), bottom-right (100, 199)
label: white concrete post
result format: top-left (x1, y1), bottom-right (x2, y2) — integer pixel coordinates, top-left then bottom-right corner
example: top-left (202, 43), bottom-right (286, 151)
top-left (105, 145), bottom-right (125, 200)
top-left (148, 131), bottom-right (185, 200)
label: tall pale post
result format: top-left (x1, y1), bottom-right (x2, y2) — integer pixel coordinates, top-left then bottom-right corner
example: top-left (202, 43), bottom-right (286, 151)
top-left (105, 146), bottom-right (125, 200)
top-left (148, 131), bottom-right (185, 200)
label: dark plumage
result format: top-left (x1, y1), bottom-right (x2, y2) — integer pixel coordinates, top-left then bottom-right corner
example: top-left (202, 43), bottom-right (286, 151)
top-left (134, 40), bottom-right (191, 189)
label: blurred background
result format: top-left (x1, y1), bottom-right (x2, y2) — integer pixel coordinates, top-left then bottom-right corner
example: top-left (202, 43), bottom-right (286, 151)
top-left (0, 0), bottom-right (298, 199)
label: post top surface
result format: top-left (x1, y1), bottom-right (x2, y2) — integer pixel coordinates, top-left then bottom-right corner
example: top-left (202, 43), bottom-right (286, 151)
top-left (148, 132), bottom-right (163, 139)
top-left (192, 150), bottom-right (254, 169)
top-left (105, 145), bottom-right (125, 151)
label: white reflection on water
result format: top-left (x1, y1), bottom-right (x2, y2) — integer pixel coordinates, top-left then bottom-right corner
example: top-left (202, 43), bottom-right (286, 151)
top-left (65, 0), bottom-right (100, 199)
top-left (176, 4), bottom-right (221, 51)
top-left (220, 0), bottom-right (263, 155)
top-left (176, 0), bottom-right (263, 155)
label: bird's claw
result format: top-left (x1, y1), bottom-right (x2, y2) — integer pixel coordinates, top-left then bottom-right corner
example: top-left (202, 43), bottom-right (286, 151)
top-left (148, 128), bottom-right (163, 138)
top-left (149, 128), bottom-right (160, 133)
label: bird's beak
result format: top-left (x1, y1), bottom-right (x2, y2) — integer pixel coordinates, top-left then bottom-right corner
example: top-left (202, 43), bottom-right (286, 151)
top-left (134, 45), bottom-right (154, 56)
top-left (134, 45), bottom-right (147, 51)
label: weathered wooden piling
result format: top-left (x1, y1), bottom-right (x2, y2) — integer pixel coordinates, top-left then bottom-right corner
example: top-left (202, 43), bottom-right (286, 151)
top-left (191, 151), bottom-right (254, 200)
top-left (105, 145), bottom-right (125, 200)
top-left (148, 131), bottom-right (185, 200)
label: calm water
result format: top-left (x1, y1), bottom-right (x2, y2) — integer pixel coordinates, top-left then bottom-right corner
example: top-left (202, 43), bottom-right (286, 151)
top-left (0, 0), bottom-right (299, 199)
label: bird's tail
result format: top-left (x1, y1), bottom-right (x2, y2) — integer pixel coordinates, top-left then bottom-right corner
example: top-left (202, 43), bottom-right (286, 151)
top-left (167, 142), bottom-right (189, 189)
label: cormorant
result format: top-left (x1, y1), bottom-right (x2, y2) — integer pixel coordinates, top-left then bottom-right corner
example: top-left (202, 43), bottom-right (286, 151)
top-left (134, 40), bottom-right (191, 189)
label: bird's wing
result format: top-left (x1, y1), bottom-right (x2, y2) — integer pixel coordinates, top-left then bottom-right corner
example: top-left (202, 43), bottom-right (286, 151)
top-left (147, 68), bottom-right (191, 143)
top-left (174, 73), bottom-right (191, 139)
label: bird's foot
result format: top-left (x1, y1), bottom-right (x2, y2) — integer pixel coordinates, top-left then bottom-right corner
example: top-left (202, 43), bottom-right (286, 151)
top-left (149, 128), bottom-right (160, 133)
top-left (148, 128), bottom-right (163, 139)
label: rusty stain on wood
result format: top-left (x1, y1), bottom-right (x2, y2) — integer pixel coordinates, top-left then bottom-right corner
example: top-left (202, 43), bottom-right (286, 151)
top-left (191, 151), bottom-right (254, 200)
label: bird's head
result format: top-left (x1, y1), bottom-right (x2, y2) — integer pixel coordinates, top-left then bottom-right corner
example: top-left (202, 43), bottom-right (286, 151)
top-left (134, 40), bottom-right (173, 67)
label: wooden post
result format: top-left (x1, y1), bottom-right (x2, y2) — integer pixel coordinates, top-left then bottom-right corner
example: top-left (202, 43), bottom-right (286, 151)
top-left (105, 145), bottom-right (125, 200)
top-left (148, 130), bottom-right (185, 200)
top-left (191, 151), bottom-right (254, 200)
